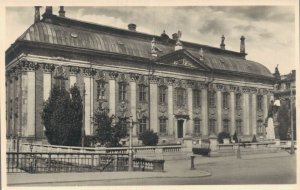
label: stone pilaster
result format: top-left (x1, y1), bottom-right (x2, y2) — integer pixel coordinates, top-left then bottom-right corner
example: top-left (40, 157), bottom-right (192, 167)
top-left (18, 61), bottom-right (39, 137)
top-left (242, 87), bottom-right (250, 135)
top-left (42, 63), bottom-right (54, 101)
top-left (130, 73), bottom-right (139, 136)
top-left (69, 66), bottom-right (80, 88)
top-left (167, 78), bottom-right (175, 136)
top-left (187, 81), bottom-right (194, 135)
top-left (215, 84), bottom-right (223, 133)
top-left (108, 71), bottom-right (118, 117)
top-left (83, 68), bottom-right (96, 135)
top-left (149, 76), bottom-right (158, 133)
top-left (262, 90), bottom-right (269, 138)
top-left (229, 85), bottom-right (237, 135)
top-left (201, 88), bottom-right (208, 136)
top-left (251, 88), bottom-right (258, 135)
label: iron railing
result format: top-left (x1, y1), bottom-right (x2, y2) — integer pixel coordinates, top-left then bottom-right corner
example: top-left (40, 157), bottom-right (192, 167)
top-left (6, 152), bottom-right (165, 173)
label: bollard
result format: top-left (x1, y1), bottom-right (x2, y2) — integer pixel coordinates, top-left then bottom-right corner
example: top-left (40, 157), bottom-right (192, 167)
top-left (190, 155), bottom-right (195, 170)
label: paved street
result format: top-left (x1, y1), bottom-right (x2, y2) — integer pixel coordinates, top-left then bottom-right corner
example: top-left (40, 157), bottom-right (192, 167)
top-left (7, 151), bottom-right (296, 186)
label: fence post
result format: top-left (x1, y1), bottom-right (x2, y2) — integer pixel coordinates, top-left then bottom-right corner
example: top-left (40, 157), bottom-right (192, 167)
top-left (48, 154), bottom-right (51, 172)
top-left (190, 155), bottom-right (195, 170)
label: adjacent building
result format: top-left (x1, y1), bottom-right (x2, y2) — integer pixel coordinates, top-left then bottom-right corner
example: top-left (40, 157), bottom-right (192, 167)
top-left (5, 7), bottom-right (275, 144)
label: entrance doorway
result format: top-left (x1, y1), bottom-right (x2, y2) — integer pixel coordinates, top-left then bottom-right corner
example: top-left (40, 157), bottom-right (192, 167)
top-left (177, 120), bottom-right (184, 138)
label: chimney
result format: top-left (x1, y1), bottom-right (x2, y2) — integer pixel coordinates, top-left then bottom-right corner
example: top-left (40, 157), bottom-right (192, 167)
top-left (45, 6), bottom-right (53, 15)
top-left (220, 35), bottom-right (225, 50)
top-left (59, 6), bottom-right (65, 17)
top-left (172, 33), bottom-right (178, 41)
top-left (240, 35), bottom-right (245, 53)
top-left (128, 23), bottom-right (136, 31)
top-left (34, 6), bottom-right (41, 23)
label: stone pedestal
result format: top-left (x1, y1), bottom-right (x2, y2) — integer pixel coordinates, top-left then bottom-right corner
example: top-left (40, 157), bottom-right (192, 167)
top-left (209, 136), bottom-right (218, 151)
top-left (183, 136), bottom-right (193, 153)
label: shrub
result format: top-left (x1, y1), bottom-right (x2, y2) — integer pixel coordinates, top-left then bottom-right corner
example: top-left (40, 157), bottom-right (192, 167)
top-left (233, 131), bottom-right (238, 143)
top-left (252, 135), bottom-right (258, 143)
top-left (138, 130), bottom-right (159, 146)
top-left (192, 148), bottom-right (211, 156)
top-left (217, 131), bottom-right (231, 144)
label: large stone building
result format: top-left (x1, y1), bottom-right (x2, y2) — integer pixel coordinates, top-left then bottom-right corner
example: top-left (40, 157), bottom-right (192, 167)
top-left (5, 7), bottom-right (275, 144)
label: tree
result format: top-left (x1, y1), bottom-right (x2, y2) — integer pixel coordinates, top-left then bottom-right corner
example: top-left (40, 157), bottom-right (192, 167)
top-left (138, 130), bottom-right (159, 146)
top-left (93, 109), bottom-right (127, 147)
top-left (278, 100), bottom-right (296, 140)
top-left (217, 131), bottom-right (231, 144)
top-left (41, 85), bottom-right (83, 146)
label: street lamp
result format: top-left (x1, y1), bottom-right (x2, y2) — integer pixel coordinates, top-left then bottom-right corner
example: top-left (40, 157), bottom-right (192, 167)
top-left (128, 115), bottom-right (137, 171)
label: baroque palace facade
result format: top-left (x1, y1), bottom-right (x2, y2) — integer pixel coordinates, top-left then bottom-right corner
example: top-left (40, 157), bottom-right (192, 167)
top-left (5, 7), bottom-right (275, 144)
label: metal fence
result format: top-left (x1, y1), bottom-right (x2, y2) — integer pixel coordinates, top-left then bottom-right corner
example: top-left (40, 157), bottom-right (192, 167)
top-left (6, 152), bottom-right (129, 173)
top-left (6, 152), bottom-right (165, 173)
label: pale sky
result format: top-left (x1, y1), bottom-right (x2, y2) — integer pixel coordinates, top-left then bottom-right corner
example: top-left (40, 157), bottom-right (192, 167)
top-left (6, 6), bottom-right (296, 75)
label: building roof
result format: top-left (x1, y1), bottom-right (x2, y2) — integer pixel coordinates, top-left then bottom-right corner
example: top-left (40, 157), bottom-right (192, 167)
top-left (9, 13), bottom-right (274, 79)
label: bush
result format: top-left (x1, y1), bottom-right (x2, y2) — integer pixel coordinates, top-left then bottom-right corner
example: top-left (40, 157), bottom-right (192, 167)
top-left (233, 131), bottom-right (238, 143)
top-left (192, 148), bottom-right (211, 156)
top-left (138, 130), bottom-right (159, 146)
top-left (84, 135), bottom-right (96, 147)
top-left (252, 135), bottom-right (258, 143)
top-left (217, 131), bottom-right (231, 144)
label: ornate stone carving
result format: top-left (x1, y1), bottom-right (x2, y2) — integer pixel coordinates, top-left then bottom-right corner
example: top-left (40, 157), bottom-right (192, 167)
top-left (138, 75), bottom-right (148, 85)
top-left (83, 68), bottom-right (97, 77)
top-left (95, 70), bottom-right (107, 82)
top-left (40, 63), bottom-right (55, 73)
top-left (130, 73), bottom-right (139, 81)
top-left (241, 86), bottom-right (250, 93)
top-left (259, 88), bottom-right (269, 95)
top-left (158, 105), bottom-right (167, 113)
top-left (53, 65), bottom-right (68, 80)
top-left (249, 87), bottom-right (258, 94)
top-left (18, 61), bottom-right (39, 71)
top-left (167, 78), bottom-right (175, 86)
top-left (137, 104), bottom-right (148, 119)
top-left (187, 80), bottom-right (195, 88)
top-left (117, 100), bottom-right (130, 118)
top-left (194, 107), bottom-right (201, 115)
top-left (195, 82), bottom-right (206, 89)
top-left (69, 66), bottom-right (81, 75)
top-left (227, 85), bottom-right (238, 92)
top-left (149, 75), bottom-right (158, 84)
top-left (215, 83), bottom-right (225, 91)
top-left (108, 71), bottom-right (119, 80)
top-left (158, 77), bottom-right (167, 87)
top-left (174, 79), bottom-right (187, 88)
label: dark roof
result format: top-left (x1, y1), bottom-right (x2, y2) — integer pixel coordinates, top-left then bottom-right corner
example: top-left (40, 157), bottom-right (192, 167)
top-left (11, 13), bottom-right (274, 78)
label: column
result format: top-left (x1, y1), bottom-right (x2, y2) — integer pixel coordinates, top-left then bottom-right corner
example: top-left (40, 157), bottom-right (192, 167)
top-left (263, 94), bottom-right (268, 137)
top-left (251, 93), bottom-right (257, 135)
top-left (167, 79), bottom-right (174, 136)
top-left (69, 75), bottom-right (76, 88)
top-left (108, 72), bottom-right (118, 117)
top-left (229, 90), bottom-right (236, 135)
top-left (187, 87), bottom-right (193, 135)
top-left (130, 74), bottom-right (138, 136)
top-left (149, 77), bottom-right (158, 133)
top-left (201, 88), bottom-right (208, 136)
top-left (243, 92), bottom-right (250, 135)
top-left (216, 90), bottom-right (222, 133)
top-left (43, 72), bottom-right (52, 101)
top-left (84, 76), bottom-right (94, 135)
top-left (69, 66), bottom-right (79, 88)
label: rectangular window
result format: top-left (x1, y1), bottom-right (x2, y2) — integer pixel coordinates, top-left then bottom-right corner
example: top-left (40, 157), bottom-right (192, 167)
top-left (97, 81), bottom-right (105, 100)
top-left (209, 119), bottom-right (215, 135)
top-left (159, 86), bottom-right (166, 104)
top-left (193, 90), bottom-right (201, 108)
top-left (194, 119), bottom-right (201, 134)
top-left (223, 92), bottom-right (229, 109)
top-left (209, 91), bottom-right (216, 108)
top-left (236, 120), bottom-right (242, 135)
top-left (286, 83), bottom-right (290, 90)
top-left (139, 85), bottom-right (146, 102)
top-left (119, 83), bottom-right (127, 101)
top-left (159, 118), bottom-right (167, 133)
top-left (257, 95), bottom-right (263, 111)
top-left (223, 119), bottom-right (229, 133)
top-left (257, 120), bottom-right (263, 135)
top-left (177, 88), bottom-right (185, 106)
top-left (138, 118), bottom-right (147, 134)
top-left (235, 93), bottom-right (241, 109)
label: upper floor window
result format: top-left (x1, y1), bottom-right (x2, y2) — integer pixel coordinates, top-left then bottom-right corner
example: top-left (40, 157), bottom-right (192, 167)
top-left (177, 88), bottom-right (185, 106)
top-left (193, 90), bottom-right (201, 108)
top-left (138, 85), bottom-right (147, 102)
top-left (257, 95), bottom-right (263, 111)
top-left (119, 83), bottom-right (127, 101)
top-left (159, 86), bottom-right (167, 104)
top-left (223, 92), bottom-right (229, 109)
top-left (235, 93), bottom-right (241, 109)
top-left (208, 91), bottom-right (216, 108)
top-left (194, 118), bottom-right (201, 134)
top-left (97, 81), bottom-right (106, 100)
top-left (286, 83), bottom-right (290, 90)
top-left (159, 118), bottom-right (167, 134)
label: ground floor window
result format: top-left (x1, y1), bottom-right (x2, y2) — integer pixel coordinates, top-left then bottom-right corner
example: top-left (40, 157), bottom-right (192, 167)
top-left (236, 120), bottom-right (242, 135)
top-left (159, 118), bottom-right (167, 134)
top-left (194, 119), bottom-right (201, 134)
top-left (223, 119), bottom-right (229, 133)
top-left (257, 120), bottom-right (263, 135)
top-left (209, 119), bottom-right (215, 135)
top-left (138, 118), bottom-right (147, 134)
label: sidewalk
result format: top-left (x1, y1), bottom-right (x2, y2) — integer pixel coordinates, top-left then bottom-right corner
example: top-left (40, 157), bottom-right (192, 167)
top-left (7, 159), bottom-right (211, 186)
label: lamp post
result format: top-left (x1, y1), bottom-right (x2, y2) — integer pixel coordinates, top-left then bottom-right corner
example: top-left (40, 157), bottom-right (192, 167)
top-left (128, 115), bottom-right (137, 171)
top-left (290, 85), bottom-right (295, 155)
